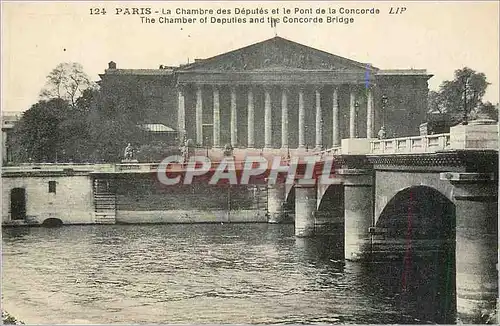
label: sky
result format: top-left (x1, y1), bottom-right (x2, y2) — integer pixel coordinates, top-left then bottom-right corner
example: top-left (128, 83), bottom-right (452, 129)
top-left (1, 1), bottom-right (499, 112)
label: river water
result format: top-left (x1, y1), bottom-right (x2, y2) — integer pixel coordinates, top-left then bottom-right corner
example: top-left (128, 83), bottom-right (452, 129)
top-left (2, 224), bottom-right (454, 324)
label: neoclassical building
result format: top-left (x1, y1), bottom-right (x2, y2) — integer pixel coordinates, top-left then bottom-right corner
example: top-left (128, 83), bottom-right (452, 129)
top-left (98, 36), bottom-right (432, 149)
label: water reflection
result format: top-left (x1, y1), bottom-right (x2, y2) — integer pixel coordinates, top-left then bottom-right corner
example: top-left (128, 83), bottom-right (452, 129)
top-left (3, 224), bottom-right (454, 324)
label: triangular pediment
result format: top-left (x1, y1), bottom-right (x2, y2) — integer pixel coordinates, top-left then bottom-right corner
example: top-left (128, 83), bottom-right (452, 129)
top-left (180, 36), bottom-right (377, 72)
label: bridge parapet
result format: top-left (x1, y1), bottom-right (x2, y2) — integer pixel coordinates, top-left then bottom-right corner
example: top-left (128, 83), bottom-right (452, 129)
top-left (317, 146), bottom-right (341, 159)
top-left (369, 119), bottom-right (498, 155)
top-left (2, 163), bottom-right (117, 176)
top-left (371, 133), bottom-right (451, 154)
top-left (448, 119), bottom-right (498, 150)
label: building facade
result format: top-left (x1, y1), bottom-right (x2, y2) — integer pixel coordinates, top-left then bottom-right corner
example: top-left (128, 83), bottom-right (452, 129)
top-left (98, 36), bottom-right (432, 150)
top-left (2, 111), bottom-right (21, 165)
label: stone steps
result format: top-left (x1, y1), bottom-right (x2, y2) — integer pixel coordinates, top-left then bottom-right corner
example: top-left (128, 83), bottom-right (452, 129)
top-left (94, 211), bottom-right (116, 224)
top-left (93, 185), bottom-right (116, 224)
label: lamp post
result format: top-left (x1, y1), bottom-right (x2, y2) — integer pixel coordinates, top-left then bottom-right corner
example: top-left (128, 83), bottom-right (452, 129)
top-left (462, 73), bottom-right (471, 125)
top-left (381, 95), bottom-right (388, 128)
top-left (354, 101), bottom-right (360, 138)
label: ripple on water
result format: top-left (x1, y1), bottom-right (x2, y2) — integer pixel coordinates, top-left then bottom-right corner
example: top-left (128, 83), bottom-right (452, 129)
top-left (3, 224), bottom-right (453, 324)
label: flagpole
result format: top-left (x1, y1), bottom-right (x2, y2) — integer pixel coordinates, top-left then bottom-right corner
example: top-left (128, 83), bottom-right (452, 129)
top-left (270, 17), bottom-right (278, 37)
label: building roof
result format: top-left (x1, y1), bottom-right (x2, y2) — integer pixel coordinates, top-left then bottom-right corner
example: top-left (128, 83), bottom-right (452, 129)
top-left (378, 69), bottom-right (432, 76)
top-left (180, 36), bottom-right (378, 72)
top-left (140, 123), bottom-right (176, 132)
top-left (1, 111), bottom-right (22, 129)
top-left (102, 69), bottom-right (174, 76)
top-left (100, 36), bottom-right (431, 78)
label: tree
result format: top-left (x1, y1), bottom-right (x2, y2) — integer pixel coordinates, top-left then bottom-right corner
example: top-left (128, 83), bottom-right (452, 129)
top-left (427, 90), bottom-right (444, 114)
top-left (471, 101), bottom-right (499, 121)
top-left (428, 67), bottom-right (490, 124)
top-left (39, 62), bottom-right (96, 107)
top-left (87, 115), bottom-right (148, 162)
top-left (84, 78), bottom-right (151, 162)
top-left (10, 99), bottom-right (68, 162)
top-left (10, 88), bottom-right (100, 163)
top-left (14, 63), bottom-right (164, 163)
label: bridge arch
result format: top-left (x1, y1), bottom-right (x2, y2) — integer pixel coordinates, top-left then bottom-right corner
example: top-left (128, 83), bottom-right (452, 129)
top-left (374, 185), bottom-right (457, 323)
top-left (284, 183), bottom-right (295, 203)
top-left (376, 185), bottom-right (455, 239)
top-left (282, 185), bottom-right (295, 222)
top-left (315, 184), bottom-right (345, 231)
top-left (316, 184), bottom-right (344, 226)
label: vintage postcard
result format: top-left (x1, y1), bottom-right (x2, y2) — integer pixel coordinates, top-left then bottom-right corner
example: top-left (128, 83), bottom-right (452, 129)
top-left (1, 1), bottom-right (499, 324)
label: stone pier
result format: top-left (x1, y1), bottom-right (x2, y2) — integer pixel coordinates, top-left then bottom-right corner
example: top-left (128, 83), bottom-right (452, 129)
top-left (294, 184), bottom-right (316, 237)
top-left (342, 169), bottom-right (374, 261)
top-left (267, 184), bottom-right (286, 224)
top-left (441, 172), bottom-right (498, 323)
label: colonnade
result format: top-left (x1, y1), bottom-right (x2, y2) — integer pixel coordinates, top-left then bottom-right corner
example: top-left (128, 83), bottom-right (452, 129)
top-left (177, 84), bottom-right (375, 148)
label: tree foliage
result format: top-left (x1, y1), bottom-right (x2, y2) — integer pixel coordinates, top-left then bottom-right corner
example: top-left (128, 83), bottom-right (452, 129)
top-left (10, 99), bottom-right (68, 162)
top-left (135, 141), bottom-right (182, 162)
top-left (470, 101), bottom-right (499, 121)
top-left (9, 62), bottom-right (157, 163)
top-left (39, 62), bottom-right (96, 107)
top-left (12, 56), bottom-right (191, 164)
top-left (428, 67), bottom-right (496, 123)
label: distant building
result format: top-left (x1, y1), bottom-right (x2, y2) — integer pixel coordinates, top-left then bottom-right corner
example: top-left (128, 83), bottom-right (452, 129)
top-left (2, 111), bottom-right (21, 164)
top-left (98, 36), bottom-right (432, 149)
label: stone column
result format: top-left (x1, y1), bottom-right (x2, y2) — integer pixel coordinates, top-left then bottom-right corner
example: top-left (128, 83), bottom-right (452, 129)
top-left (195, 85), bottom-right (203, 145)
top-left (267, 184), bottom-right (286, 223)
top-left (298, 88), bottom-right (305, 148)
top-left (366, 87), bottom-right (374, 139)
top-left (295, 184), bottom-right (316, 237)
top-left (332, 86), bottom-right (340, 147)
top-left (455, 198), bottom-right (498, 324)
top-left (230, 86), bottom-right (237, 147)
top-left (315, 86), bottom-right (322, 149)
top-left (247, 87), bottom-right (255, 148)
top-left (264, 86), bottom-right (272, 148)
top-left (349, 88), bottom-right (356, 139)
top-left (213, 86), bottom-right (220, 147)
top-left (281, 87), bottom-right (288, 149)
top-left (177, 86), bottom-right (186, 141)
top-left (343, 170), bottom-right (374, 260)
top-left (440, 173), bottom-right (499, 323)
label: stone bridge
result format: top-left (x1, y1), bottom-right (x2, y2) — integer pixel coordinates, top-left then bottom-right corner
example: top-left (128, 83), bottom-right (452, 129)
top-left (263, 119), bottom-right (498, 324)
top-left (2, 119), bottom-right (498, 322)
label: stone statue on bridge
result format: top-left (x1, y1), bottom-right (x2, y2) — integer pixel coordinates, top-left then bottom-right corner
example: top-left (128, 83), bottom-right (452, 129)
top-left (223, 143), bottom-right (234, 157)
top-left (377, 126), bottom-right (387, 140)
top-left (122, 143), bottom-right (138, 163)
top-left (124, 143), bottom-right (134, 160)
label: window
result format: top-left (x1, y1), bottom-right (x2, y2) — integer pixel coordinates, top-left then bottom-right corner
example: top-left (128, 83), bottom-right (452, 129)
top-left (48, 181), bottom-right (56, 193)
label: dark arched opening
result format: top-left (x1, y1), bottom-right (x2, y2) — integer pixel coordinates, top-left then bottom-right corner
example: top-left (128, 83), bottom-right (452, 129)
top-left (314, 184), bottom-right (345, 256)
top-left (282, 186), bottom-right (295, 223)
top-left (42, 218), bottom-right (63, 227)
top-left (316, 185), bottom-right (344, 228)
top-left (372, 186), bottom-right (456, 324)
top-left (377, 186), bottom-right (455, 240)
top-left (10, 188), bottom-right (26, 220)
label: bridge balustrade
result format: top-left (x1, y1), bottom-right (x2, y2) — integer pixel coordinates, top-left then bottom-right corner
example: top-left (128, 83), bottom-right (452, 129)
top-left (370, 133), bottom-right (451, 154)
top-left (317, 146), bottom-right (342, 158)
